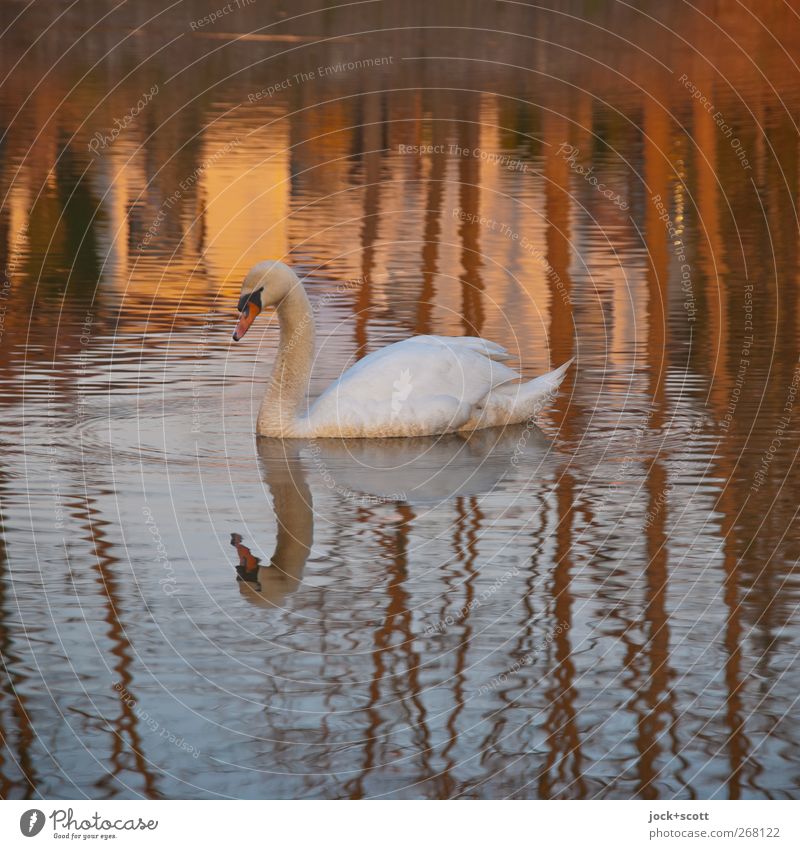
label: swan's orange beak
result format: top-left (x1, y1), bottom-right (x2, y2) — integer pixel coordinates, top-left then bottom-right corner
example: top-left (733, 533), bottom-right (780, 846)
top-left (232, 300), bottom-right (261, 341)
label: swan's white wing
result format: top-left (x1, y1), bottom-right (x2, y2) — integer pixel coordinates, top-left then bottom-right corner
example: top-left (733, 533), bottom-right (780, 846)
top-left (307, 335), bottom-right (521, 437)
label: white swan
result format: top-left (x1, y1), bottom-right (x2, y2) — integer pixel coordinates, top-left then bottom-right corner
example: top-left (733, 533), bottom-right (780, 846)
top-left (232, 261), bottom-right (573, 438)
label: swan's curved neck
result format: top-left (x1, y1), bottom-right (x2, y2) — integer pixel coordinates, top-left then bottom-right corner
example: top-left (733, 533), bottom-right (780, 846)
top-left (257, 280), bottom-right (315, 437)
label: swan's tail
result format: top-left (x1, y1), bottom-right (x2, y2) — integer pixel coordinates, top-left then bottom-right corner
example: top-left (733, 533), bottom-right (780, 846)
top-left (459, 358), bottom-right (574, 431)
top-left (503, 357), bottom-right (575, 416)
top-left (530, 357), bottom-right (574, 398)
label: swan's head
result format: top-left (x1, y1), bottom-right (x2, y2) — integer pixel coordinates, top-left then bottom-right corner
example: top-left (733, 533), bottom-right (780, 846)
top-left (232, 260), bottom-right (299, 341)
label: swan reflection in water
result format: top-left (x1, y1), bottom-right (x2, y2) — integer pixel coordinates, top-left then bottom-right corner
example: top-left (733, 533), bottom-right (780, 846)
top-left (230, 441), bottom-right (313, 607)
top-left (229, 422), bottom-right (555, 607)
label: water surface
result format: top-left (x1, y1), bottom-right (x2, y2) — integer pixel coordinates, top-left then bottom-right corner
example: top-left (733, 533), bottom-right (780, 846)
top-left (1, 1), bottom-right (800, 799)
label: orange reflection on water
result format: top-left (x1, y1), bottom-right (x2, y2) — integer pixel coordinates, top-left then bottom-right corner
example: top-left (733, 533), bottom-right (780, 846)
top-left (1, 0), bottom-right (800, 799)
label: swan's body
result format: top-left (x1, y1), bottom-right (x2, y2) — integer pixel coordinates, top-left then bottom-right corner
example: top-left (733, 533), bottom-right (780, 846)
top-left (232, 261), bottom-right (573, 439)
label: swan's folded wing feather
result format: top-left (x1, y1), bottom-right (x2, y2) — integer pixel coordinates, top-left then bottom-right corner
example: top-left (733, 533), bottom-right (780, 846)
top-left (307, 336), bottom-right (520, 436)
top-left (404, 335), bottom-right (512, 361)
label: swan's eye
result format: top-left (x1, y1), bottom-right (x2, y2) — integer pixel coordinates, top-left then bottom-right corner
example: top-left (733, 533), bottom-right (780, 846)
top-left (237, 287), bottom-right (263, 313)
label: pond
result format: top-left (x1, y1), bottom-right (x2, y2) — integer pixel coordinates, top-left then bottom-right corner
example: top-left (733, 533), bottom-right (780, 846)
top-left (1, 0), bottom-right (799, 799)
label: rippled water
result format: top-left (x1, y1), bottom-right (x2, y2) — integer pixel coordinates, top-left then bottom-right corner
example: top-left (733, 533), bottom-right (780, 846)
top-left (2, 1), bottom-right (800, 799)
